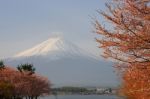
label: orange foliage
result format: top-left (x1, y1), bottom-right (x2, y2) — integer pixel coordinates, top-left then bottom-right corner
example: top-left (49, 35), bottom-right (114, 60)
top-left (0, 66), bottom-right (51, 98)
top-left (121, 65), bottom-right (150, 99)
top-left (95, 0), bottom-right (150, 98)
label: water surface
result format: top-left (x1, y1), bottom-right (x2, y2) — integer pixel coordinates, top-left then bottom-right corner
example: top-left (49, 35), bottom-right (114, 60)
top-left (42, 95), bottom-right (123, 99)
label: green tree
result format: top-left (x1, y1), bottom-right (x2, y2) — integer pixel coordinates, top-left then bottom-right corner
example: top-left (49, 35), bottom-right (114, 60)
top-left (17, 63), bottom-right (35, 75)
top-left (0, 60), bottom-right (5, 70)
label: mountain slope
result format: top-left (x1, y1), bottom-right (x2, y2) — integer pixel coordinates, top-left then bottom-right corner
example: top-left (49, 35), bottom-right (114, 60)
top-left (5, 37), bottom-right (119, 87)
top-left (13, 37), bottom-right (97, 60)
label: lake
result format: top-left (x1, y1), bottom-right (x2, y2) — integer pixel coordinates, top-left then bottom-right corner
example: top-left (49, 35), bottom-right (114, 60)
top-left (41, 95), bottom-right (124, 99)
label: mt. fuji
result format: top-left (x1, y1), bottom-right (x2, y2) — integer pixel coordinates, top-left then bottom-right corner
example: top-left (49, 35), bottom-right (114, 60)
top-left (5, 36), bottom-right (119, 87)
top-left (13, 36), bottom-right (97, 60)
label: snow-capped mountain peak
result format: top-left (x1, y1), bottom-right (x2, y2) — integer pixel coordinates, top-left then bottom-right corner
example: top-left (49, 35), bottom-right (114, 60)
top-left (6, 37), bottom-right (118, 87)
top-left (13, 36), bottom-right (96, 59)
top-left (14, 37), bottom-right (65, 57)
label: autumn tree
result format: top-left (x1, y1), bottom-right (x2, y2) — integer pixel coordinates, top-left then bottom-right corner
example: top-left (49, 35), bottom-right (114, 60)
top-left (0, 67), bottom-right (16, 99)
top-left (121, 66), bottom-right (150, 99)
top-left (94, 0), bottom-right (150, 98)
top-left (0, 81), bottom-right (14, 99)
top-left (0, 63), bottom-right (51, 99)
top-left (0, 61), bottom-right (12, 98)
top-left (26, 75), bottom-right (51, 99)
top-left (16, 63), bottom-right (51, 99)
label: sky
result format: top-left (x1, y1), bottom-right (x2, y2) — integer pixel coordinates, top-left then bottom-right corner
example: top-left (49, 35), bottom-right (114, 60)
top-left (0, 0), bottom-right (108, 59)
top-left (0, 0), bottom-right (121, 87)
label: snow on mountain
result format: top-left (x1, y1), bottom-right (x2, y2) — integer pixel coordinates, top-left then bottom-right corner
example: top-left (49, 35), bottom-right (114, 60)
top-left (5, 36), bottom-right (119, 87)
top-left (13, 36), bottom-right (98, 60)
top-left (14, 37), bottom-right (61, 57)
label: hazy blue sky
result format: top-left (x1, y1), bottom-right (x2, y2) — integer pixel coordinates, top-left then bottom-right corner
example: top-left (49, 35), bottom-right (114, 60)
top-left (0, 0), bottom-right (108, 59)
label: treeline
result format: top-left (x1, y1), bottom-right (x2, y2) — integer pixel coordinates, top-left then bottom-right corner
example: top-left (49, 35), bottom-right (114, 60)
top-left (52, 87), bottom-right (88, 93)
top-left (0, 61), bottom-right (51, 99)
top-left (52, 87), bottom-right (113, 95)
